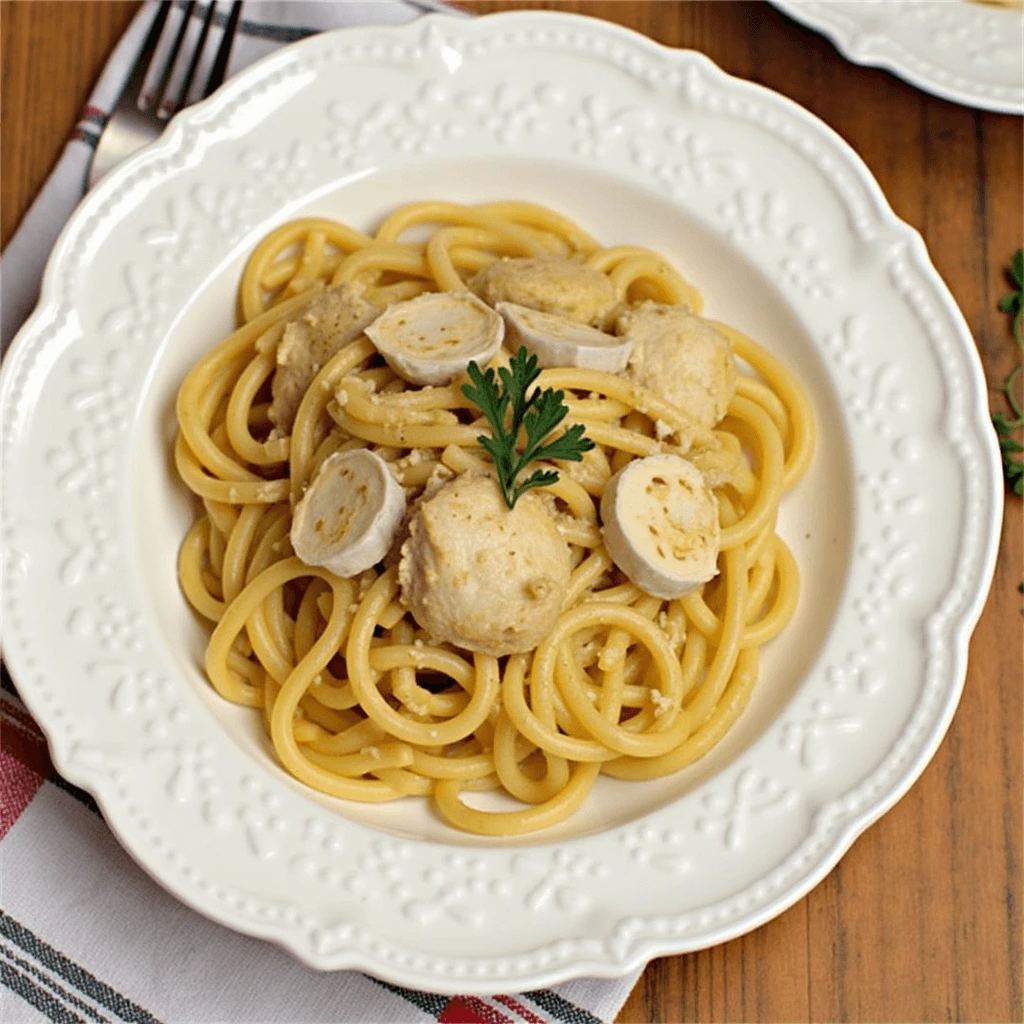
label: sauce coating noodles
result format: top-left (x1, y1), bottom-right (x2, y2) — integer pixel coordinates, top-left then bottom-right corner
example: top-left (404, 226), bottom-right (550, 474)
top-left (175, 201), bottom-right (815, 836)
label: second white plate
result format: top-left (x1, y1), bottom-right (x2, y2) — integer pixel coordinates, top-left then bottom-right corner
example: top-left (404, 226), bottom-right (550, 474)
top-left (770, 0), bottom-right (1024, 114)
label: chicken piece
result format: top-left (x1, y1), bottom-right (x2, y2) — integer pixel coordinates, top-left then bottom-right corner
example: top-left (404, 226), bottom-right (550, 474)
top-left (398, 474), bottom-right (571, 657)
top-left (617, 303), bottom-right (738, 428)
top-left (470, 257), bottom-right (617, 329)
top-left (269, 282), bottom-right (381, 432)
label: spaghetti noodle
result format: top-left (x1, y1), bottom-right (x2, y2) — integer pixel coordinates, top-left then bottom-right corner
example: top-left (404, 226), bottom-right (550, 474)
top-left (175, 201), bottom-right (815, 836)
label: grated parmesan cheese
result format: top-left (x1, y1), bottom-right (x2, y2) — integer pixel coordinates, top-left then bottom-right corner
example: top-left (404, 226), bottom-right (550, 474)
top-left (649, 688), bottom-right (673, 717)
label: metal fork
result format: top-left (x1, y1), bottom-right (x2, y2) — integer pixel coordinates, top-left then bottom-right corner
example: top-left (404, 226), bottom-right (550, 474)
top-left (88, 0), bottom-right (242, 189)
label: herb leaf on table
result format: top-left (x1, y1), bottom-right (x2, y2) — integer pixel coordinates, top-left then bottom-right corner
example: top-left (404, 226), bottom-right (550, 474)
top-left (993, 249), bottom-right (1024, 497)
top-left (996, 248), bottom-right (1023, 346)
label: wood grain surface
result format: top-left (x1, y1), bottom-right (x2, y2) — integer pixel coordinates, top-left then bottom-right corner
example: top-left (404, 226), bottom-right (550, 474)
top-left (2, 2), bottom-right (1021, 1021)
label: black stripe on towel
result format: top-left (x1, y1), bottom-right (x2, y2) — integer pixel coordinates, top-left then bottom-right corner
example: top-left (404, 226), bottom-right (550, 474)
top-left (0, 914), bottom-right (162, 1024)
top-left (175, 0), bottom-right (318, 43)
top-left (0, 957), bottom-right (88, 1024)
top-left (366, 975), bottom-right (450, 1017)
top-left (0, 944), bottom-right (109, 1023)
top-left (523, 989), bottom-right (605, 1024)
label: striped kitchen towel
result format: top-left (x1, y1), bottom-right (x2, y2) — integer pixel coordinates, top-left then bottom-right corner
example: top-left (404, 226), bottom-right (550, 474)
top-left (0, 671), bottom-right (639, 1024)
top-left (0, 3), bottom-right (643, 1022)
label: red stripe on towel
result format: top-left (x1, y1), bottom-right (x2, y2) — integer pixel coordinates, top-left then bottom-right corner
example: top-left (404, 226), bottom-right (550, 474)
top-left (459, 996), bottom-right (516, 1024)
top-left (1, 694), bottom-right (47, 741)
top-left (494, 994), bottom-right (548, 1023)
top-left (0, 749), bottom-right (44, 838)
top-left (439, 996), bottom-right (491, 1024)
top-left (0, 713), bottom-right (53, 780)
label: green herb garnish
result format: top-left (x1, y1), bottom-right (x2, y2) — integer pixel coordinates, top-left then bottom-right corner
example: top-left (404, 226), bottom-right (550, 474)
top-left (993, 367), bottom-right (1023, 496)
top-left (998, 248), bottom-right (1023, 345)
top-left (461, 346), bottom-right (595, 509)
top-left (994, 249), bottom-right (1024, 496)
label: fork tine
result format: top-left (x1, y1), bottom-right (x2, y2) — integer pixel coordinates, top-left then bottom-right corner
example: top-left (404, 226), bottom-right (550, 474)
top-left (139, 0), bottom-right (193, 112)
top-left (87, 0), bottom-right (242, 190)
top-left (158, 1), bottom-right (216, 119)
top-left (184, 1), bottom-right (239, 108)
top-left (203, 1), bottom-right (243, 98)
top-left (116, 1), bottom-right (172, 112)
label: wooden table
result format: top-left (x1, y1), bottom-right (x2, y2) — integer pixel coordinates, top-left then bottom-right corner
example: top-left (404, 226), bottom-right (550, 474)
top-left (2, 2), bottom-right (1021, 1021)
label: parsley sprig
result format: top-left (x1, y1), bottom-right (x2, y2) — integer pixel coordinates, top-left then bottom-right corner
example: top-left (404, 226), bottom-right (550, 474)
top-left (993, 249), bottom-right (1024, 496)
top-left (994, 367), bottom-right (1022, 496)
top-left (997, 248), bottom-right (1023, 345)
top-left (461, 346), bottom-right (595, 509)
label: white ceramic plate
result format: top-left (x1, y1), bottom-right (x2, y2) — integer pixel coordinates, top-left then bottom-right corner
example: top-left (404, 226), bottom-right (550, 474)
top-left (0, 11), bottom-right (1003, 993)
top-left (770, 0), bottom-right (1024, 114)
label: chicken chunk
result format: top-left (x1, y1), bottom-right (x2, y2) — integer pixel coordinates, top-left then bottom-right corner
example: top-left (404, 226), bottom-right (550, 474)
top-left (617, 303), bottom-right (738, 428)
top-left (269, 282), bottom-right (381, 432)
top-left (470, 257), bottom-right (617, 329)
top-left (398, 474), bottom-right (571, 657)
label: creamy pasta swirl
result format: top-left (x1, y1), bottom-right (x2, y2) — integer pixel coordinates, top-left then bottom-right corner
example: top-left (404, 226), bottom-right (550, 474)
top-left (175, 201), bottom-right (815, 836)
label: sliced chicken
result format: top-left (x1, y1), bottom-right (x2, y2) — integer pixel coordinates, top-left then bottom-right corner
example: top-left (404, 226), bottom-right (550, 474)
top-left (398, 474), bottom-right (571, 657)
top-left (617, 303), bottom-right (738, 428)
top-left (269, 282), bottom-right (381, 432)
top-left (470, 257), bottom-right (617, 329)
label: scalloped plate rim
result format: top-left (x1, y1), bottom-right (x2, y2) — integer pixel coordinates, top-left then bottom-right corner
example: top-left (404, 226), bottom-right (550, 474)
top-left (0, 9), bottom-right (1005, 992)
top-left (768, 0), bottom-right (1024, 115)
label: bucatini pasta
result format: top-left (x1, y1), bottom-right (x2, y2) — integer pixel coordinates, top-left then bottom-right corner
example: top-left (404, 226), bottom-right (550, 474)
top-left (175, 200), bottom-right (815, 836)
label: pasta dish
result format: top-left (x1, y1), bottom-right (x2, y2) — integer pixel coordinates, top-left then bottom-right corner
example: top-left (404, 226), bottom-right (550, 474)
top-left (175, 201), bottom-right (815, 836)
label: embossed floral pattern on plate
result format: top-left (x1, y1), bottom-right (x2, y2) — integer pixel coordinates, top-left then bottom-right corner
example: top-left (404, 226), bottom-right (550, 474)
top-left (0, 11), bottom-right (1003, 993)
